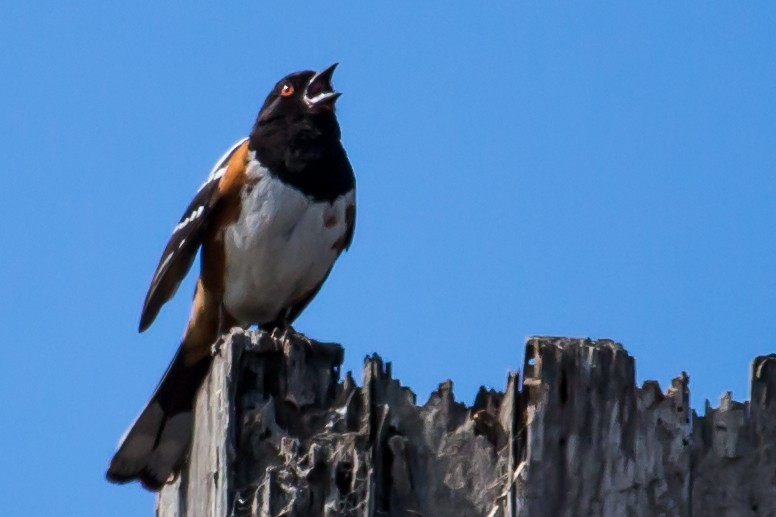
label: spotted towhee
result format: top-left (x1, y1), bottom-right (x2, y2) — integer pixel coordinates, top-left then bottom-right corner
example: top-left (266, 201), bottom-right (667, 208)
top-left (106, 64), bottom-right (355, 490)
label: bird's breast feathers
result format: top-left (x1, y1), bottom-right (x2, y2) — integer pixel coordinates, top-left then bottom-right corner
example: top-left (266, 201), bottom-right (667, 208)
top-left (222, 153), bottom-right (355, 324)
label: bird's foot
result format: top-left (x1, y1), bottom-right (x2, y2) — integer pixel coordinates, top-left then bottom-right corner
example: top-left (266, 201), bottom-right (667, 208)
top-left (265, 325), bottom-right (295, 347)
top-left (269, 325), bottom-right (286, 342)
top-left (265, 325), bottom-right (317, 352)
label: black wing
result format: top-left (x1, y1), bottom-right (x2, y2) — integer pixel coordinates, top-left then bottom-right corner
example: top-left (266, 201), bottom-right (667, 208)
top-left (138, 138), bottom-right (248, 332)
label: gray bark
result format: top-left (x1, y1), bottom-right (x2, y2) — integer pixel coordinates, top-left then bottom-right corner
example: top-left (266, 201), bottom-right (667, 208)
top-left (156, 331), bottom-right (776, 517)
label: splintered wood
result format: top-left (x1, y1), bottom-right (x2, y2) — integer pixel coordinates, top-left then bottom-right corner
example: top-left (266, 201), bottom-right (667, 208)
top-left (156, 331), bottom-right (776, 517)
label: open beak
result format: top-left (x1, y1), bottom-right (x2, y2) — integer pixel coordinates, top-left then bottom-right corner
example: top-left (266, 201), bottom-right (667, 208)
top-left (304, 63), bottom-right (341, 111)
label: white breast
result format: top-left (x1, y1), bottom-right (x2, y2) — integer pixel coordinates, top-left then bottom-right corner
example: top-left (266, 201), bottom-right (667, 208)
top-left (222, 160), bottom-right (354, 325)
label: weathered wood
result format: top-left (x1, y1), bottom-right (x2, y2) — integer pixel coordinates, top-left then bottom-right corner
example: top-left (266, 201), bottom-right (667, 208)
top-left (520, 338), bottom-right (691, 516)
top-left (156, 328), bottom-right (241, 517)
top-left (156, 332), bottom-right (776, 517)
top-left (691, 354), bottom-right (776, 516)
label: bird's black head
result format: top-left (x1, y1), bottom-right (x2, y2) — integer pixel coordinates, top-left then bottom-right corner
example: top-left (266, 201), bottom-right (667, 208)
top-left (249, 64), bottom-right (354, 201)
top-left (255, 63), bottom-right (341, 128)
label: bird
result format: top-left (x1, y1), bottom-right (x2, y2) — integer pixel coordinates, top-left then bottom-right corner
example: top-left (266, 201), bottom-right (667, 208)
top-left (106, 64), bottom-right (355, 491)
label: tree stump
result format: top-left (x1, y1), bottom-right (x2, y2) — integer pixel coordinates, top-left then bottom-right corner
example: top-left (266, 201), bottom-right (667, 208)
top-left (155, 330), bottom-right (776, 517)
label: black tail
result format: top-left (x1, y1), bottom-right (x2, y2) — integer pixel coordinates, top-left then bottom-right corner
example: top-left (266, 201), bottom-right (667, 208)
top-left (106, 346), bottom-right (212, 491)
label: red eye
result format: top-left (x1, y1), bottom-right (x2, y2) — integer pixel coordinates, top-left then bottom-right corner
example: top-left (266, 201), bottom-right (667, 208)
top-left (280, 83), bottom-right (294, 97)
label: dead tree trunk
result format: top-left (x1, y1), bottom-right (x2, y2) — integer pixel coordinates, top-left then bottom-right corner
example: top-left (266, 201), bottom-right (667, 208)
top-left (155, 330), bottom-right (776, 517)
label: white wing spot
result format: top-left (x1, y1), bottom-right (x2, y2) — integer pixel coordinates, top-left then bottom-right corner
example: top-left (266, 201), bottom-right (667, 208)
top-left (173, 205), bottom-right (204, 233)
top-left (154, 252), bottom-right (175, 281)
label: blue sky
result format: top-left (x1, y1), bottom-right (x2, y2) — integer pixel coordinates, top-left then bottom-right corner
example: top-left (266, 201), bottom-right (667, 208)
top-left (1, 2), bottom-right (774, 515)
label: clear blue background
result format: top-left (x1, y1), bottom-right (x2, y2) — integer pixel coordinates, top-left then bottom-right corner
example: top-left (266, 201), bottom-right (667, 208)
top-left (1, 2), bottom-right (774, 515)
